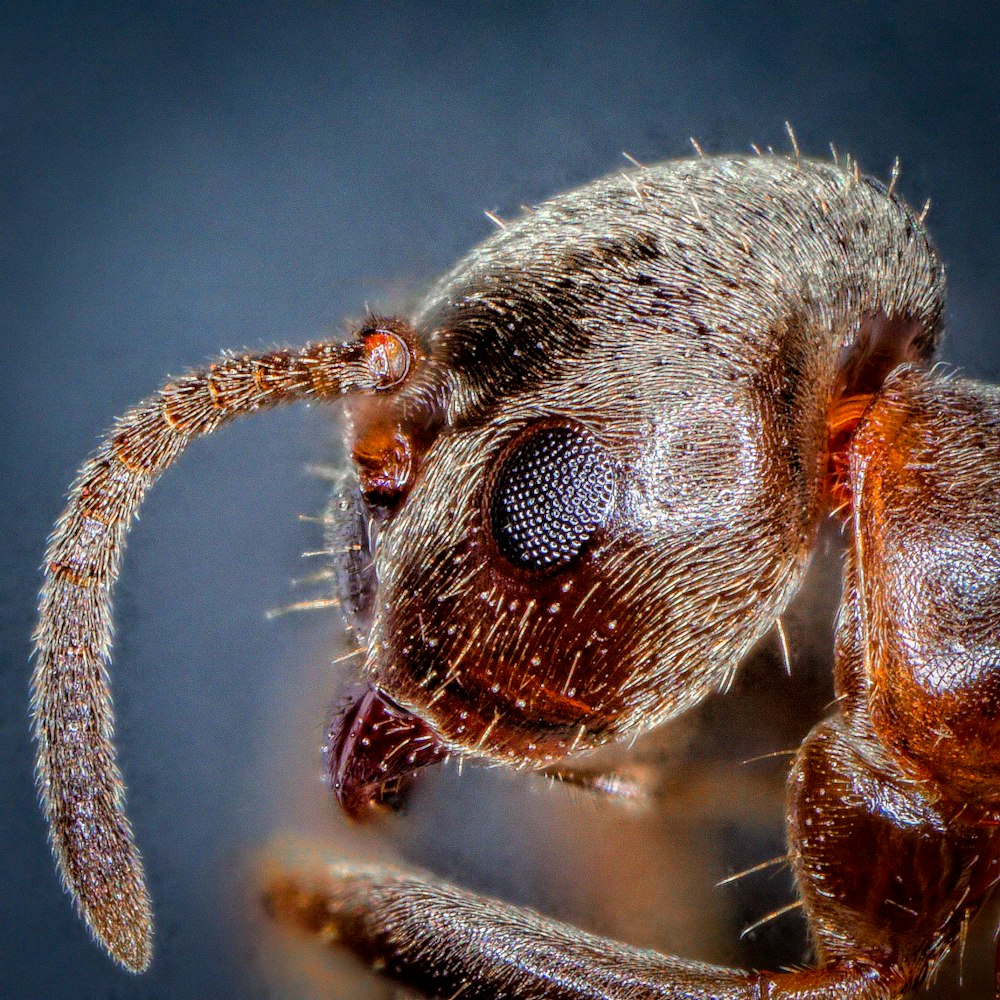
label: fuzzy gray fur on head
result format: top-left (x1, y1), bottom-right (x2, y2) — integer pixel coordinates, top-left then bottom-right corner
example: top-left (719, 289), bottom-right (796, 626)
top-left (369, 154), bottom-right (943, 757)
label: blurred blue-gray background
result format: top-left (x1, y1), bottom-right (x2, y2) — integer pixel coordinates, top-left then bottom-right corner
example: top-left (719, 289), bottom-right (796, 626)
top-left (3, 4), bottom-right (998, 998)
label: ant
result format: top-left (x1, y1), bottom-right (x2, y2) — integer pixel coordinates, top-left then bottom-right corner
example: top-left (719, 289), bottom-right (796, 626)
top-left (32, 150), bottom-right (1000, 999)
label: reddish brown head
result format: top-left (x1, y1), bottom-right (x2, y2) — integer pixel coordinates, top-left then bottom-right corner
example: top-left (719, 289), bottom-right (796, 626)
top-left (330, 158), bottom-right (943, 812)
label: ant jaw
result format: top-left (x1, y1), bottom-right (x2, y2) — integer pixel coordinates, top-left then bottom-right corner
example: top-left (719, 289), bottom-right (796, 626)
top-left (326, 683), bottom-right (447, 818)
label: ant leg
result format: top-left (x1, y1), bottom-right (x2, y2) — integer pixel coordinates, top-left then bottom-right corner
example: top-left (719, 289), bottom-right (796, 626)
top-left (31, 324), bottom-right (416, 970)
top-left (537, 759), bottom-right (663, 806)
top-left (265, 863), bottom-right (906, 1000)
top-left (539, 759), bottom-right (789, 827)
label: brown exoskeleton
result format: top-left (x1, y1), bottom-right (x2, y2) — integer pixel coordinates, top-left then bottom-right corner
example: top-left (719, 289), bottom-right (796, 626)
top-left (32, 152), bottom-right (1000, 999)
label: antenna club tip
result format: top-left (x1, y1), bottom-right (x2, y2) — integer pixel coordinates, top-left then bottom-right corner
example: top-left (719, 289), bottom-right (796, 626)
top-left (81, 888), bottom-right (154, 973)
top-left (105, 920), bottom-right (153, 973)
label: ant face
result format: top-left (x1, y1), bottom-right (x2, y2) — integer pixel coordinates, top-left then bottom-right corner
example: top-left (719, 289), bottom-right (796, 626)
top-left (333, 203), bottom-right (832, 800)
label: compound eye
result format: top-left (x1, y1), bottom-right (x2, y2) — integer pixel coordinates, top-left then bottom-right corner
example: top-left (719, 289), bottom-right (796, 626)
top-left (489, 424), bottom-right (618, 571)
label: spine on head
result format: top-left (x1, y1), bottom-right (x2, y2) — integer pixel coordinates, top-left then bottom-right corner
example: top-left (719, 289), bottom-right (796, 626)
top-left (30, 329), bottom-right (413, 971)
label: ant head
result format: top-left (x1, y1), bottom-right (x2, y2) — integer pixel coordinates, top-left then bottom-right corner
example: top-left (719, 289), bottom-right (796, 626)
top-left (328, 157), bottom-right (945, 814)
top-left (330, 170), bottom-right (839, 809)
